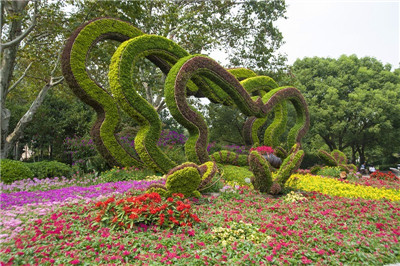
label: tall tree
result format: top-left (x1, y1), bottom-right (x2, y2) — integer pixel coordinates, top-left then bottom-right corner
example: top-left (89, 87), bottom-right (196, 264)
top-left (292, 55), bottom-right (400, 164)
top-left (0, 0), bottom-right (66, 158)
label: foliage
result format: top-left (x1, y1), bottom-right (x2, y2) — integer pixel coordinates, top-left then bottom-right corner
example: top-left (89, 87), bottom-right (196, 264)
top-left (318, 149), bottom-right (357, 173)
top-left (198, 161), bottom-right (218, 191)
top-left (286, 174), bottom-right (400, 201)
top-left (370, 171), bottom-right (399, 182)
top-left (310, 165), bottom-right (322, 175)
top-left (26, 161), bottom-right (73, 179)
top-left (198, 173), bottom-right (224, 194)
top-left (292, 55), bottom-right (400, 164)
top-left (300, 152), bottom-right (322, 169)
top-left (273, 144), bottom-right (304, 186)
top-left (220, 165), bottom-right (254, 187)
top-left (98, 167), bottom-right (155, 183)
top-left (164, 163), bottom-right (202, 198)
top-left (211, 221), bottom-right (272, 247)
top-left (0, 160), bottom-right (34, 184)
top-left (248, 151), bottom-right (273, 193)
top-left (93, 192), bottom-right (200, 230)
top-left (211, 150), bottom-right (248, 167)
top-left (317, 166), bottom-right (342, 178)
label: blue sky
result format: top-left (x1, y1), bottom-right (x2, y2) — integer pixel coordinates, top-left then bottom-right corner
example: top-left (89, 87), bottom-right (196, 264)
top-left (277, 0), bottom-right (399, 68)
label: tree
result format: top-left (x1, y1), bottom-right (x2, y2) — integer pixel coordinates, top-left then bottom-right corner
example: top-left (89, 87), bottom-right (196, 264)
top-left (0, 0), bottom-right (66, 158)
top-left (292, 55), bottom-right (400, 164)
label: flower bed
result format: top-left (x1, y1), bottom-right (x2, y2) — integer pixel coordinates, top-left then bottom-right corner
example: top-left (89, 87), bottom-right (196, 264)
top-left (286, 174), bottom-right (400, 201)
top-left (0, 173), bottom-right (399, 265)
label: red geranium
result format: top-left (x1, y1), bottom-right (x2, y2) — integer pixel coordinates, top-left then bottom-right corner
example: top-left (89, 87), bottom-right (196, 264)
top-left (93, 192), bottom-right (200, 230)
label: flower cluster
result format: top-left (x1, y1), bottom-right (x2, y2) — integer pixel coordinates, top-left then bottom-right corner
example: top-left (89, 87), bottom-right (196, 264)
top-left (286, 174), bottom-right (400, 201)
top-left (157, 130), bottom-right (187, 146)
top-left (283, 191), bottom-right (308, 203)
top-left (249, 146), bottom-right (274, 155)
top-left (211, 221), bottom-right (271, 247)
top-left (94, 192), bottom-right (200, 230)
top-left (1, 179), bottom-right (165, 209)
top-left (370, 171), bottom-right (399, 182)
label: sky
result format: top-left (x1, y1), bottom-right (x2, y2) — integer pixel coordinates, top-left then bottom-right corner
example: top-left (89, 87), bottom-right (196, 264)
top-left (276, 0), bottom-right (400, 68)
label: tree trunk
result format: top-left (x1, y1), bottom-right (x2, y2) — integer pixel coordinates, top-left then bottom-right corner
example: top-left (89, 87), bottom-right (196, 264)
top-left (0, 0), bottom-right (36, 159)
top-left (1, 82), bottom-right (55, 158)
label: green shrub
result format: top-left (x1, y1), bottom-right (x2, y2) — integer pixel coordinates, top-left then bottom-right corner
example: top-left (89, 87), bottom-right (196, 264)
top-left (300, 152), bottom-right (322, 169)
top-left (310, 165), bottom-right (322, 175)
top-left (0, 159), bottom-right (34, 184)
top-left (26, 161), bottom-right (73, 179)
top-left (221, 164), bottom-right (254, 187)
top-left (317, 166), bottom-right (342, 178)
top-left (99, 167), bottom-right (155, 183)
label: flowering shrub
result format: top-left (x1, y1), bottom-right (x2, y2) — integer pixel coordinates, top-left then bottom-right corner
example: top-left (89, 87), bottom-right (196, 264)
top-left (249, 146), bottom-right (274, 155)
top-left (211, 221), bottom-right (271, 247)
top-left (283, 191), bottom-right (308, 203)
top-left (94, 192), bottom-right (200, 230)
top-left (370, 171), bottom-right (399, 181)
top-left (286, 174), bottom-right (400, 201)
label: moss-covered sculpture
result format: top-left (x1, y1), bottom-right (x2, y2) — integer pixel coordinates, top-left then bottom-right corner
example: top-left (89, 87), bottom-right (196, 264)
top-left (210, 150), bottom-right (248, 167)
top-left (63, 18), bottom-right (310, 182)
top-left (317, 149), bottom-right (357, 173)
top-left (61, 18), bottom-right (145, 168)
top-left (248, 143), bottom-right (304, 194)
top-left (248, 151), bottom-right (273, 193)
top-left (146, 161), bottom-right (218, 198)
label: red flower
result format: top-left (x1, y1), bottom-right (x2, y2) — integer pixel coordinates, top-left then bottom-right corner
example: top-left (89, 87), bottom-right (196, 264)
top-left (129, 213), bottom-right (138, 220)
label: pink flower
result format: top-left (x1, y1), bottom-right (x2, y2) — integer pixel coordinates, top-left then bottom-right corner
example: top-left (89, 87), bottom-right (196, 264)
top-left (301, 257), bottom-right (313, 264)
top-left (266, 255), bottom-right (273, 262)
top-left (70, 259), bottom-right (80, 264)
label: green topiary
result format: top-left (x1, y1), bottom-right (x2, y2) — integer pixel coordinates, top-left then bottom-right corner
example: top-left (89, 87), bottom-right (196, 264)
top-left (63, 18), bottom-right (310, 180)
top-left (318, 149), bottom-right (356, 173)
top-left (248, 151), bottom-right (273, 193)
top-left (0, 160), bottom-right (34, 184)
top-left (310, 165), bottom-right (322, 175)
top-left (61, 18), bottom-right (145, 168)
top-left (26, 161), bottom-right (73, 179)
top-left (210, 150), bottom-right (248, 167)
top-left (165, 163), bottom-right (202, 198)
top-left (198, 161), bottom-right (218, 190)
top-left (274, 143), bottom-right (304, 186)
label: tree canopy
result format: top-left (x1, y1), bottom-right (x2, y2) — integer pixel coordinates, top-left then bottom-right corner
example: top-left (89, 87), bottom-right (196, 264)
top-left (292, 55), bottom-right (400, 165)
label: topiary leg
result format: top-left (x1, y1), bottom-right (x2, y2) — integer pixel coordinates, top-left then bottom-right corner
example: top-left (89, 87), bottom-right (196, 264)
top-left (248, 151), bottom-right (273, 193)
top-left (274, 143), bottom-right (305, 187)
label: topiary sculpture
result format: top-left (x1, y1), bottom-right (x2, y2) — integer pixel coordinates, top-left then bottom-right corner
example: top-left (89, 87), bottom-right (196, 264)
top-left (317, 149), bottom-right (357, 173)
top-left (63, 18), bottom-right (310, 182)
top-left (146, 161), bottom-right (218, 198)
top-left (248, 143), bottom-right (304, 194)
